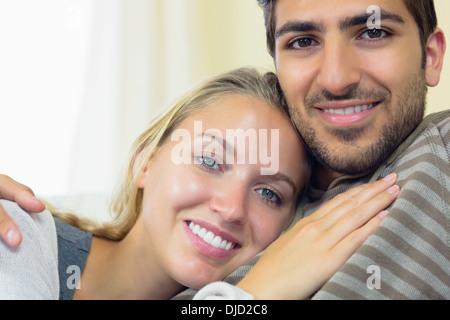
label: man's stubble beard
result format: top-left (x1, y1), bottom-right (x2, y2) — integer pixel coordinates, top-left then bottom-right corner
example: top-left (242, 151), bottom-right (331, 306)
top-left (289, 71), bottom-right (427, 176)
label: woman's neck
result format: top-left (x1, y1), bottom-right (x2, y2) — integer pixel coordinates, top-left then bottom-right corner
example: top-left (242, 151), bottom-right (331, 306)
top-left (73, 226), bottom-right (185, 300)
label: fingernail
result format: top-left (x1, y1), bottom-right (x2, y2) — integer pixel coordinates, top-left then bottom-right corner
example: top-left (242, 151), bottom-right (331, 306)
top-left (5, 228), bottom-right (20, 246)
top-left (378, 210), bottom-right (389, 219)
top-left (382, 173), bottom-right (397, 183)
top-left (31, 196), bottom-right (41, 204)
top-left (387, 185), bottom-right (400, 195)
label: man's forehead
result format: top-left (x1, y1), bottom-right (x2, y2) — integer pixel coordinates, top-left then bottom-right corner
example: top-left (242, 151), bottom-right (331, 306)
top-left (274, 0), bottom-right (411, 27)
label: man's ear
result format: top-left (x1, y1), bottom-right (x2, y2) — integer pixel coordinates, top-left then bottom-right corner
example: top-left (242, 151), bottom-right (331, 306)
top-left (425, 27), bottom-right (446, 87)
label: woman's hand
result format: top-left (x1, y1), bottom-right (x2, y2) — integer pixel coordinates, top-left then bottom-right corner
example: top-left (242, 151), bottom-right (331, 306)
top-left (237, 173), bottom-right (399, 300)
top-left (0, 175), bottom-right (45, 247)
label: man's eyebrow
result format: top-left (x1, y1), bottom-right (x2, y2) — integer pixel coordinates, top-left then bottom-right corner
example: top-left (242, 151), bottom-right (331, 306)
top-left (275, 10), bottom-right (405, 39)
top-left (275, 21), bottom-right (326, 39)
top-left (339, 10), bottom-right (405, 30)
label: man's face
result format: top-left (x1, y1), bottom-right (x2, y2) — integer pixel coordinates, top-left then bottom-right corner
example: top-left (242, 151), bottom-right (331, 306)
top-left (274, 0), bottom-right (428, 176)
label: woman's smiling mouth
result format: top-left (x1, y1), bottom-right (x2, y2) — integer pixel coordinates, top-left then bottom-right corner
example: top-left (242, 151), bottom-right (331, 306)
top-left (184, 220), bottom-right (241, 259)
top-left (188, 221), bottom-right (237, 250)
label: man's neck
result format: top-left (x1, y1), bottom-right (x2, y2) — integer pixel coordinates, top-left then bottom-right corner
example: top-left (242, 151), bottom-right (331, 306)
top-left (312, 163), bottom-right (344, 191)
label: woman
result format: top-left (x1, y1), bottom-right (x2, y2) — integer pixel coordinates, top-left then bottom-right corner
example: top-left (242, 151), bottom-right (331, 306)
top-left (0, 68), bottom-right (399, 299)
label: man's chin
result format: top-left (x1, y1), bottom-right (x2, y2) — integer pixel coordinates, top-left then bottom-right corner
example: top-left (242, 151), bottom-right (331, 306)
top-left (312, 144), bottom-right (389, 176)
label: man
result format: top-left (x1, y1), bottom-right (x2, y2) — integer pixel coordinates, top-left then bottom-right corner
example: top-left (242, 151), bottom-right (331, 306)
top-left (245, 0), bottom-right (449, 299)
top-left (1, 0), bottom-right (449, 299)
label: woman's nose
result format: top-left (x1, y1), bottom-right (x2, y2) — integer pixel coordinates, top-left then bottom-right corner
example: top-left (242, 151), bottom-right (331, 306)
top-left (208, 180), bottom-right (248, 224)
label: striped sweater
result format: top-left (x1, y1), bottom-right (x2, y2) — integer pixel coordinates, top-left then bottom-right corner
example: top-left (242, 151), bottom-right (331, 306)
top-left (310, 110), bottom-right (450, 299)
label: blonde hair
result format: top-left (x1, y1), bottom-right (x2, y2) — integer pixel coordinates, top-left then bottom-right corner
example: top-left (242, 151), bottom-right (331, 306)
top-left (52, 67), bottom-right (297, 240)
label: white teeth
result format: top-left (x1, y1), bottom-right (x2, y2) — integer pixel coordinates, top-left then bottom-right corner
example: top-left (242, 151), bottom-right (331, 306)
top-left (324, 104), bottom-right (374, 115)
top-left (189, 221), bottom-right (236, 250)
top-left (211, 236), bottom-right (222, 248)
top-left (193, 224), bottom-right (200, 235)
top-left (198, 227), bottom-right (206, 238)
top-left (203, 231), bottom-right (214, 244)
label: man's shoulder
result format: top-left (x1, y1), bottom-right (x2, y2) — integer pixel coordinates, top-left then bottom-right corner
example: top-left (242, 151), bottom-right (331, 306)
top-left (413, 110), bottom-right (450, 156)
top-left (396, 110), bottom-right (450, 160)
top-left (423, 110), bottom-right (450, 135)
top-left (435, 112), bottom-right (450, 142)
top-left (0, 200), bottom-right (59, 299)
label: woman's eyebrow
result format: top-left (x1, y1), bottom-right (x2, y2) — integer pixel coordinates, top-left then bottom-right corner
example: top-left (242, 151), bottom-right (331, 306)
top-left (198, 132), bottom-right (231, 150)
top-left (270, 172), bottom-right (297, 195)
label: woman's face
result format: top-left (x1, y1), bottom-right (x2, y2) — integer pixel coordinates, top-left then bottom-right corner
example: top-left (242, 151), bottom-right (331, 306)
top-left (137, 94), bottom-right (307, 289)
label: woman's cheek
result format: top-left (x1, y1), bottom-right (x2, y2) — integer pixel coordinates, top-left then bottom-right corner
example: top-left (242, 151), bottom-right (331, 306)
top-left (166, 169), bottom-right (212, 210)
top-left (249, 208), bottom-right (287, 252)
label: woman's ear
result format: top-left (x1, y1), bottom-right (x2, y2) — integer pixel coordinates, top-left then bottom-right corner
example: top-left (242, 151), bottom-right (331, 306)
top-left (425, 27), bottom-right (446, 87)
top-left (136, 162), bottom-right (150, 189)
top-left (135, 149), bottom-right (158, 189)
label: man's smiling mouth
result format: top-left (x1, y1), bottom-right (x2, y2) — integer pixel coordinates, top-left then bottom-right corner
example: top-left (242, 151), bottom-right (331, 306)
top-left (322, 103), bottom-right (378, 115)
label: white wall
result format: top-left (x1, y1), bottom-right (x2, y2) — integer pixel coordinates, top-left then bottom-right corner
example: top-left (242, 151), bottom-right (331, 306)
top-left (427, 0), bottom-right (450, 114)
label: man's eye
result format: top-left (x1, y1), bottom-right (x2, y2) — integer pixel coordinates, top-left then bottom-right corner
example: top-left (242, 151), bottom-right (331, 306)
top-left (360, 28), bottom-right (391, 40)
top-left (288, 37), bottom-right (318, 49)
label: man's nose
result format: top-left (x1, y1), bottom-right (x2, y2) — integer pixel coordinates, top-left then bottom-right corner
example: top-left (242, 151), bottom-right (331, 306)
top-left (316, 38), bottom-right (362, 96)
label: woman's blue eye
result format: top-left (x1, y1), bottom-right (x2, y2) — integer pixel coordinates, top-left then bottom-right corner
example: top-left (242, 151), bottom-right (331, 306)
top-left (193, 153), bottom-right (224, 173)
top-left (257, 188), bottom-right (281, 205)
top-left (202, 157), bottom-right (217, 168)
top-left (261, 189), bottom-right (275, 200)
top-left (195, 155), bottom-right (220, 171)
